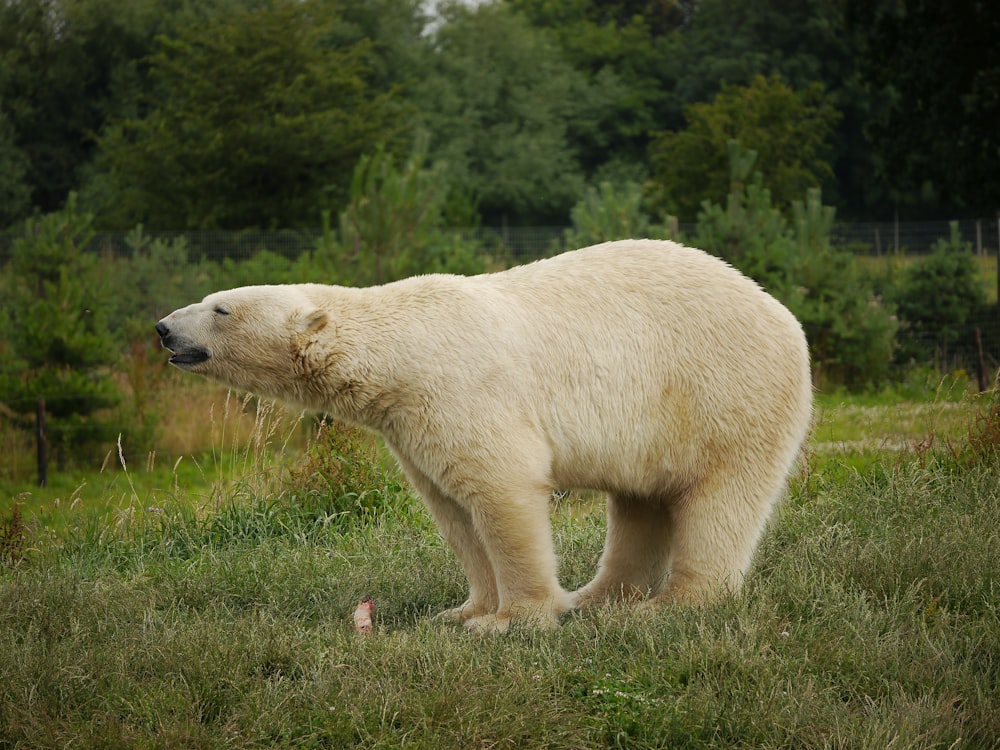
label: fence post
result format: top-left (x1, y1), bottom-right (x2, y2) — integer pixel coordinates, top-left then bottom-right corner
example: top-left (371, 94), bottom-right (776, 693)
top-left (36, 397), bottom-right (48, 488)
top-left (974, 327), bottom-right (988, 393)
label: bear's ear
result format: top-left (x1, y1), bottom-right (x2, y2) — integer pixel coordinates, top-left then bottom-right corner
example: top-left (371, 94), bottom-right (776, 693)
top-left (297, 308), bottom-right (328, 334)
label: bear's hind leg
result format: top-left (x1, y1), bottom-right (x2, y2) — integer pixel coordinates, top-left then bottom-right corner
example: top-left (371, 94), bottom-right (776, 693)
top-left (569, 492), bottom-right (673, 610)
top-left (644, 470), bottom-right (783, 607)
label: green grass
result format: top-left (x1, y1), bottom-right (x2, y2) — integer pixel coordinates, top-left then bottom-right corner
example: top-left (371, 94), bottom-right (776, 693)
top-left (0, 391), bottom-right (310, 537)
top-left (1, 392), bottom-right (998, 748)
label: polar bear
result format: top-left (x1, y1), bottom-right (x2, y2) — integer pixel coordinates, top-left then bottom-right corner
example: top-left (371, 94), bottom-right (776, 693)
top-left (156, 239), bottom-right (812, 633)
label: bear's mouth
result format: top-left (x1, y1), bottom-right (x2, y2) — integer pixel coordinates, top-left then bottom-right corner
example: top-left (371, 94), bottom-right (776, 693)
top-left (168, 348), bottom-right (211, 368)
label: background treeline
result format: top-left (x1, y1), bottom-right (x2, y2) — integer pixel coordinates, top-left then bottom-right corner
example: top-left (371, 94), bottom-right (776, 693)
top-left (1, 0), bottom-right (999, 230)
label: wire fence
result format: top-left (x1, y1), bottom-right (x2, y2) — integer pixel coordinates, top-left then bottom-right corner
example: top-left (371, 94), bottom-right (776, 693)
top-left (2, 218), bottom-right (1000, 262)
top-left (829, 218), bottom-right (1000, 256)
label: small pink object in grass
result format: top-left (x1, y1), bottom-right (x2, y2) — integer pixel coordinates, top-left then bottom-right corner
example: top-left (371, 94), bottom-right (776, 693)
top-left (353, 596), bottom-right (374, 635)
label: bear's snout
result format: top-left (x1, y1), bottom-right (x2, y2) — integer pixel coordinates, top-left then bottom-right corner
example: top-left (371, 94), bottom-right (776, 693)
top-left (155, 319), bottom-right (177, 350)
top-left (155, 317), bottom-right (210, 368)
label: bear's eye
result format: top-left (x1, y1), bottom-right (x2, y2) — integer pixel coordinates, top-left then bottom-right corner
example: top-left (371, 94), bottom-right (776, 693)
top-left (214, 306), bottom-right (230, 316)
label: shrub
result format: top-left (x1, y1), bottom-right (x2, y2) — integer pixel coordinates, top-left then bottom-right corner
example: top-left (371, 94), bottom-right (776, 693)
top-left (0, 196), bottom-right (121, 468)
top-left (563, 181), bottom-right (671, 249)
top-left (786, 190), bottom-right (898, 388)
top-left (320, 142), bottom-right (486, 286)
top-left (890, 222), bottom-right (987, 370)
top-left (100, 226), bottom-right (200, 334)
top-left (284, 420), bottom-right (405, 525)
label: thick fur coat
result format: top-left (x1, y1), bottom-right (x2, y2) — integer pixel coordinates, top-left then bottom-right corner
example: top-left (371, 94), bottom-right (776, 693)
top-left (156, 239), bottom-right (813, 632)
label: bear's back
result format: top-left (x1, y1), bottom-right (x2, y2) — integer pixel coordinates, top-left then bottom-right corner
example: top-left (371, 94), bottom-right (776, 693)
top-left (483, 239), bottom-right (803, 371)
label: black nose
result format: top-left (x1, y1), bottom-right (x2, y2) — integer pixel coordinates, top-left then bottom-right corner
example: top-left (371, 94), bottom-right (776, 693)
top-left (155, 321), bottom-right (169, 339)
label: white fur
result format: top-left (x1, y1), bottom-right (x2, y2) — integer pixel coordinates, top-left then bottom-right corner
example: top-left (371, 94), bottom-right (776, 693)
top-left (157, 239), bottom-right (812, 632)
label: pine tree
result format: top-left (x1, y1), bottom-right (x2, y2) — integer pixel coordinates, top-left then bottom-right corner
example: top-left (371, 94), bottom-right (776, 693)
top-left (0, 196), bottom-right (120, 469)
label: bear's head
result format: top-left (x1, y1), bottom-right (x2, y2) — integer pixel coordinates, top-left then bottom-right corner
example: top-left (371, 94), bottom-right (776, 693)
top-left (155, 285), bottom-right (329, 400)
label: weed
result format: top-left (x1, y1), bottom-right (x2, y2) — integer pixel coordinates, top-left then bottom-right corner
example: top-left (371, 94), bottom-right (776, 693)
top-left (956, 394), bottom-right (1000, 467)
top-left (0, 501), bottom-right (27, 566)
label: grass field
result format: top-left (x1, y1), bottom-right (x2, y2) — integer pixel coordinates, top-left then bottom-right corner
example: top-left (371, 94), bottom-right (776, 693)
top-left (1, 383), bottom-right (998, 748)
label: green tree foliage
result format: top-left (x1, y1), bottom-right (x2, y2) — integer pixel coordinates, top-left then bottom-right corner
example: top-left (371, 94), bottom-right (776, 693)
top-left (0, 197), bottom-right (121, 465)
top-left (316, 142), bottom-right (485, 286)
top-left (891, 224), bottom-right (988, 368)
top-left (0, 0), bottom-right (180, 223)
top-left (512, 0), bottom-right (892, 219)
top-left (3, 0), bottom-right (990, 228)
top-left (649, 75), bottom-right (841, 221)
top-left (100, 226), bottom-right (204, 335)
top-left (849, 0), bottom-right (1000, 212)
top-left (663, 0), bottom-right (883, 214)
top-left (0, 109), bottom-right (31, 227)
top-left (507, 0), bottom-right (690, 184)
top-left (512, 0), bottom-right (694, 37)
top-left (91, 0), bottom-right (401, 229)
top-left (787, 191), bottom-right (898, 388)
top-left (412, 2), bottom-right (587, 224)
top-left (335, 0), bottom-right (430, 91)
top-left (667, 0), bottom-right (853, 104)
top-left (563, 182), bottom-right (672, 249)
top-left (693, 141), bottom-right (793, 285)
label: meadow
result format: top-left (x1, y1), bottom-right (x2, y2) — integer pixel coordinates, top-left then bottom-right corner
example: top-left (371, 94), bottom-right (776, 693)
top-left (0, 376), bottom-right (998, 748)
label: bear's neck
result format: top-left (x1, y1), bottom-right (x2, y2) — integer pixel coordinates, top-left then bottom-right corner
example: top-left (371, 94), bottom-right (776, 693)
top-left (291, 285), bottom-right (429, 433)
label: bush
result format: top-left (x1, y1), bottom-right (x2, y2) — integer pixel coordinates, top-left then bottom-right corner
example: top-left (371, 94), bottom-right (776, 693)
top-left (563, 181), bottom-right (672, 249)
top-left (0, 196), bottom-right (122, 468)
top-left (786, 191), bottom-right (898, 388)
top-left (100, 226), bottom-right (201, 334)
top-left (284, 420), bottom-right (406, 525)
top-left (320, 142), bottom-right (486, 286)
top-left (890, 222), bottom-right (987, 370)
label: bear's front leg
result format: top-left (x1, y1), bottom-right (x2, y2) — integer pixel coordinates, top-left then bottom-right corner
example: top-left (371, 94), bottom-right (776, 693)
top-left (461, 488), bottom-right (573, 634)
top-left (393, 454), bottom-right (499, 622)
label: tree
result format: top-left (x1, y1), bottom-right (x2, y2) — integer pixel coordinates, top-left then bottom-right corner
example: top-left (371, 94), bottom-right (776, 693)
top-left (0, 197), bottom-right (121, 468)
top-left (0, 0), bottom-right (184, 222)
top-left (319, 141), bottom-right (485, 286)
top-left (412, 2), bottom-right (588, 224)
top-left (507, 0), bottom-right (691, 185)
top-left (0, 108), bottom-right (31, 228)
top-left (787, 190), bottom-right (898, 388)
top-left (890, 224), bottom-right (988, 368)
top-left (649, 75), bottom-right (841, 221)
top-left (646, 0), bottom-right (893, 218)
top-left (667, 0), bottom-right (854, 103)
top-left (90, 0), bottom-right (402, 229)
top-left (849, 0), bottom-right (1000, 213)
top-left (563, 181), bottom-right (671, 250)
top-left (336, 0), bottom-right (430, 91)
